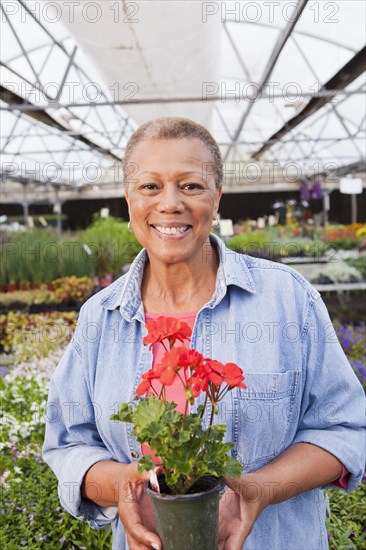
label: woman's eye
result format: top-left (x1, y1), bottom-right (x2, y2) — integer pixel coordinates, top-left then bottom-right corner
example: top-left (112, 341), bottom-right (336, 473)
top-left (183, 183), bottom-right (202, 190)
top-left (141, 183), bottom-right (158, 190)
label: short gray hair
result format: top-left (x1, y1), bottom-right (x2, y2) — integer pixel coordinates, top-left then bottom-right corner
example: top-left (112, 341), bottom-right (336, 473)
top-left (123, 117), bottom-right (223, 188)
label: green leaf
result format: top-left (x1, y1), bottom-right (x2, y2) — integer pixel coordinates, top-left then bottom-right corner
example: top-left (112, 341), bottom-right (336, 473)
top-left (223, 456), bottom-right (243, 478)
top-left (110, 402), bottom-right (135, 423)
top-left (137, 455), bottom-right (155, 473)
top-left (133, 398), bottom-right (165, 428)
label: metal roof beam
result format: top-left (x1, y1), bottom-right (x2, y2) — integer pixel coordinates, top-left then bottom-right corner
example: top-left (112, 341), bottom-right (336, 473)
top-left (1, 90), bottom-right (362, 113)
top-left (0, 85), bottom-right (121, 161)
top-left (252, 46), bottom-right (366, 159)
top-left (224, 0), bottom-right (309, 161)
top-left (316, 160), bottom-right (366, 179)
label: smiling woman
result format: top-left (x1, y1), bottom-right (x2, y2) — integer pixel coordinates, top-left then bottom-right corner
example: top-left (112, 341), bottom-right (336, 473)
top-left (125, 134), bottom-right (222, 313)
top-left (42, 117), bottom-right (365, 550)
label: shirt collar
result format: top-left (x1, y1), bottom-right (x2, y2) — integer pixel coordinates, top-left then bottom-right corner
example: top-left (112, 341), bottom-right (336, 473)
top-left (100, 233), bottom-right (256, 319)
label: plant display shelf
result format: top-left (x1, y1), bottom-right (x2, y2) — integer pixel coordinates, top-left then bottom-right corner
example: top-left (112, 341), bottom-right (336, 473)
top-left (281, 257), bottom-right (332, 264)
top-left (314, 283), bottom-right (366, 292)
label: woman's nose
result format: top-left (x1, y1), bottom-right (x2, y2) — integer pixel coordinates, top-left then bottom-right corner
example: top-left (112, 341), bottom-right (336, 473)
top-left (157, 185), bottom-right (184, 213)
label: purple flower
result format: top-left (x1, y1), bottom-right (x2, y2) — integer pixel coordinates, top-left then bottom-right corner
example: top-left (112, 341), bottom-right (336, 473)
top-left (311, 181), bottom-right (323, 200)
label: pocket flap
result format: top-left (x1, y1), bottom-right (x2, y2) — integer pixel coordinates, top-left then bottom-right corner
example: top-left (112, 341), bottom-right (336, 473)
top-left (237, 370), bottom-right (300, 399)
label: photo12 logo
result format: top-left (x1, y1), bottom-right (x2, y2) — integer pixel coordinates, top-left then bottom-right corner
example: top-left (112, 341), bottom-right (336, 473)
top-left (201, 1), bottom-right (340, 24)
top-left (1, 1), bottom-right (140, 24)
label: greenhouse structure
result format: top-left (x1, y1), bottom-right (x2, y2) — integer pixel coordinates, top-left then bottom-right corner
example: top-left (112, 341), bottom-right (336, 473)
top-left (0, 1), bottom-right (365, 549)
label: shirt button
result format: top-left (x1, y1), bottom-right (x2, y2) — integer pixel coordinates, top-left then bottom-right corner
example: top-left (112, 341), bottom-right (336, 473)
top-left (131, 451), bottom-right (139, 458)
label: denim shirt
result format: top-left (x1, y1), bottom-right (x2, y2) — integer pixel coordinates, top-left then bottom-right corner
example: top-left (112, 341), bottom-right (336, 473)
top-left (42, 234), bottom-right (365, 550)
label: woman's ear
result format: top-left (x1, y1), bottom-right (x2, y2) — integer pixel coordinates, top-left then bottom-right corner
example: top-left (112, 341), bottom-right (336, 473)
top-left (214, 185), bottom-right (223, 214)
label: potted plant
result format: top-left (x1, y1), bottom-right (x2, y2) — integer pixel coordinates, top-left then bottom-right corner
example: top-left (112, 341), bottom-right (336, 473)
top-left (111, 317), bottom-right (246, 550)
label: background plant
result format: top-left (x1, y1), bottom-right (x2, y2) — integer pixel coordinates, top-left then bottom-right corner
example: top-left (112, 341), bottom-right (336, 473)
top-left (326, 481), bottom-right (366, 549)
top-left (0, 356), bottom-right (112, 549)
top-left (310, 261), bottom-right (363, 284)
top-left (51, 276), bottom-right (94, 304)
top-left (0, 217), bottom-right (142, 286)
top-left (0, 311), bottom-right (77, 362)
top-left (0, 288), bottom-right (56, 309)
top-left (80, 216), bottom-right (141, 277)
top-left (335, 322), bottom-right (366, 390)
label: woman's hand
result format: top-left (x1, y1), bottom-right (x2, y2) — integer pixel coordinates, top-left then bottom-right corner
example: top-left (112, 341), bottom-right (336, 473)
top-left (82, 459), bottom-right (162, 549)
top-left (219, 443), bottom-right (346, 549)
top-left (218, 476), bottom-right (265, 550)
top-left (117, 462), bottom-right (162, 550)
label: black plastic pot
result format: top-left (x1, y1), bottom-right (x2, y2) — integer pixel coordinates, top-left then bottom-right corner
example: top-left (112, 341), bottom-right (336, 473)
top-left (145, 475), bottom-right (225, 550)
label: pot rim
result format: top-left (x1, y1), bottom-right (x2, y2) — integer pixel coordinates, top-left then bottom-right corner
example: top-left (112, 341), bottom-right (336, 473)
top-left (145, 476), bottom-right (226, 501)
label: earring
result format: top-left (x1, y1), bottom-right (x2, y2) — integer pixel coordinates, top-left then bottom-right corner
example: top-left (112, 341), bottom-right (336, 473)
top-left (128, 221), bottom-right (133, 232)
top-left (212, 217), bottom-right (220, 229)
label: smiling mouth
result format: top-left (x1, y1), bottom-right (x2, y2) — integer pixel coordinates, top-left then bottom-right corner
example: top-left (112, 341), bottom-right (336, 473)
top-left (151, 225), bottom-right (191, 235)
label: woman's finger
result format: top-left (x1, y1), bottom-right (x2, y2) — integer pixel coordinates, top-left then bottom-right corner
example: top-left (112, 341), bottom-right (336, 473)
top-left (119, 480), bottom-right (161, 550)
top-left (127, 534), bottom-right (159, 550)
top-left (120, 501), bottom-right (161, 549)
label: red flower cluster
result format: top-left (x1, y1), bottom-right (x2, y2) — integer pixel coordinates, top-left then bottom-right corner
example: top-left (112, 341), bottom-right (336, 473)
top-left (137, 317), bottom-right (246, 403)
top-left (143, 316), bottom-right (192, 349)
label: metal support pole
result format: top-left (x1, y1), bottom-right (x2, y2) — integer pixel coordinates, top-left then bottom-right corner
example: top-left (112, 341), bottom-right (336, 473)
top-left (323, 190), bottom-right (330, 227)
top-left (22, 183), bottom-right (29, 227)
top-left (54, 189), bottom-right (63, 236)
top-left (351, 194), bottom-right (357, 224)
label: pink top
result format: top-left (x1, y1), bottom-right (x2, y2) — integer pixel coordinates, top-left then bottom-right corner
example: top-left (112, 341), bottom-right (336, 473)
top-left (141, 311), bottom-right (349, 488)
top-left (141, 311), bottom-right (196, 464)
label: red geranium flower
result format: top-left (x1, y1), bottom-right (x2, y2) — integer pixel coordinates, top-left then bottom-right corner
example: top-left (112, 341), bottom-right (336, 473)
top-left (135, 379), bottom-right (151, 396)
top-left (143, 317), bottom-right (192, 349)
top-left (222, 362), bottom-right (247, 388)
top-left (158, 346), bottom-right (206, 386)
top-left (155, 347), bottom-right (183, 386)
top-left (135, 368), bottom-right (159, 396)
top-left (206, 359), bottom-right (246, 389)
top-left (189, 366), bottom-right (211, 398)
top-left (174, 347), bottom-right (205, 371)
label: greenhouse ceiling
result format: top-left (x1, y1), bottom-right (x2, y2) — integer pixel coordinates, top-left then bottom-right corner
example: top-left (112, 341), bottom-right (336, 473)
top-left (1, 0), bottom-right (365, 204)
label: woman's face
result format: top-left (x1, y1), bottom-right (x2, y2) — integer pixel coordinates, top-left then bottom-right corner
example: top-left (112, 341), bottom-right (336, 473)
top-left (125, 138), bottom-right (222, 266)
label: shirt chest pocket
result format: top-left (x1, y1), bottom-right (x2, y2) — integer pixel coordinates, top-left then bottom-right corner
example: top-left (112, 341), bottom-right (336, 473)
top-left (232, 370), bottom-right (300, 470)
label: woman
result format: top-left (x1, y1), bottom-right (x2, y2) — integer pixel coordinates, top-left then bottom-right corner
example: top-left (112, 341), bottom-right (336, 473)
top-left (43, 117), bottom-right (365, 550)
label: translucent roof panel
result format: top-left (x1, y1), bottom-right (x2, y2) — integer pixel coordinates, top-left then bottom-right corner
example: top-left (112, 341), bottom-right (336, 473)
top-left (1, 0), bottom-right (365, 196)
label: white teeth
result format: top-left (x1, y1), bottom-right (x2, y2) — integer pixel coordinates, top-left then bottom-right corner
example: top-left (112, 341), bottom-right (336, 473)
top-left (154, 225), bottom-right (188, 235)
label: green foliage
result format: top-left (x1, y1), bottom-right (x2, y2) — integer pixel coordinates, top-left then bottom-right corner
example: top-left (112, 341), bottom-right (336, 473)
top-left (0, 355), bottom-right (112, 549)
top-left (0, 276), bottom-right (94, 309)
top-left (226, 233), bottom-right (330, 259)
top-left (0, 217), bottom-right (142, 285)
top-left (51, 276), bottom-right (94, 304)
top-left (325, 484), bottom-right (366, 549)
top-left (0, 287), bottom-right (56, 307)
top-left (0, 311), bottom-right (77, 362)
top-left (346, 253), bottom-right (366, 280)
top-left (226, 231), bottom-right (281, 258)
top-left (112, 397), bottom-right (242, 494)
top-left (0, 230), bottom-right (93, 285)
top-left (80, 216), bottom-right (141, 276)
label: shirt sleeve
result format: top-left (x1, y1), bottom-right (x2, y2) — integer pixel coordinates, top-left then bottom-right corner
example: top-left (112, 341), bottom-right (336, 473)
top-left (42, 333), bottom-right (118, 528)
top-left (330, 465), bottom-right (350, 490)
top-left (292, 295), bottom-right (366, 492)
